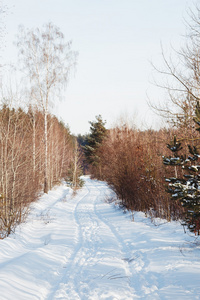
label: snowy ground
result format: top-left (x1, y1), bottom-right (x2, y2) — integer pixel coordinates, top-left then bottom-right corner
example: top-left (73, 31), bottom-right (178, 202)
top-left (0, 176), bottom-right (200, 300)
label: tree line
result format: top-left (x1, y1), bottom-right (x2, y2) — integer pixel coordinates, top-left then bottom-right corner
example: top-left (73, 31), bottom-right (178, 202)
top-left (0, 104), bottom-right (74, 237)
top-left (82, 117), bottom-right (182, 220)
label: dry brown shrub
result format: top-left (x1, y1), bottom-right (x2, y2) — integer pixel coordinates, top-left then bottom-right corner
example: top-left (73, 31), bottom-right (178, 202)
top-left (95, 125), bottom-right (184, 221)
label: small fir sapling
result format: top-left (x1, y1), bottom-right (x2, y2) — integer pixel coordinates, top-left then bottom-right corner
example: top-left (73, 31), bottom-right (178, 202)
top-left (163, 104), bottom-right (200, 235)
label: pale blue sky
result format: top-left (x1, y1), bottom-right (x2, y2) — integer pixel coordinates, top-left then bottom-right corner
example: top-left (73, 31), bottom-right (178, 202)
top-left (3, 0), bottom-right (190, 134)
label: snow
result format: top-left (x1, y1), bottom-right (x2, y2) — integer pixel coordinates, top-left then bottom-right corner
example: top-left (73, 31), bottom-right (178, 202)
top-left (0, 176), bottom-right (200, 299)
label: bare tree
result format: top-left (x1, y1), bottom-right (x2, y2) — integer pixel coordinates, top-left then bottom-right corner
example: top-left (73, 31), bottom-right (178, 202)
top-left (16, 22), bottom-right (77, 193)
top-left (150, 4), bottom-right (200, 133)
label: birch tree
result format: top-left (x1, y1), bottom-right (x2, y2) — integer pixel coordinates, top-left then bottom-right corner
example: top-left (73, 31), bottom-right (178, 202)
top-left (16, 22), bottom-right (77, 193)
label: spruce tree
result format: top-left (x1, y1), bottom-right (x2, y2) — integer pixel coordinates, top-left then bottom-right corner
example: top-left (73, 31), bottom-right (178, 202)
top-left (163, 105), bottom-right (200, 235)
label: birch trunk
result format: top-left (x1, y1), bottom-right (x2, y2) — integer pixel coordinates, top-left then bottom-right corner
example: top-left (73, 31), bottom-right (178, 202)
top-left (44, 108), bottom-right (48, 193)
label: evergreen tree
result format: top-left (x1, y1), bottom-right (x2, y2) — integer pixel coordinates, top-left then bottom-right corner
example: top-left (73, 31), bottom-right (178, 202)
top-left (163, 105), bottom-right (200, 235)
top-left (83, 115), bottom-right (107, 178)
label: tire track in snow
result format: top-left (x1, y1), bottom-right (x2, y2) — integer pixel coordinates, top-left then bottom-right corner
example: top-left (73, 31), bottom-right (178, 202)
top-left (93, 180), bottom-right (177, 298)
top-left (49, 182), bottom-right (102, 299)
top-left (46, 186), bottom-right (90, 300)
top-left (92, 180), bottom-right (136, 291)
top-left (51, 177), bottom-right (135, 299)
top-left (93, 180), bottom-right (158, 298)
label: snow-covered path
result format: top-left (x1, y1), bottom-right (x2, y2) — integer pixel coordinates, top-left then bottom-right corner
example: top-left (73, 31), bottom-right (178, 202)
top-left (0, 176), bottom-right (200, 299)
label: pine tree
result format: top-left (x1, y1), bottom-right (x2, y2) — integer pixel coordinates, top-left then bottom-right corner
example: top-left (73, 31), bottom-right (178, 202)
top-left (83, 115), bottom-right (107, 179)
top-left (163, 106), bottom-right (200, 235)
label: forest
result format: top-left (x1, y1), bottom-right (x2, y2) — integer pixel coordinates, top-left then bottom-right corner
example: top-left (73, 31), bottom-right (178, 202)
top-left (1, 3), bottom-right (200, 239)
